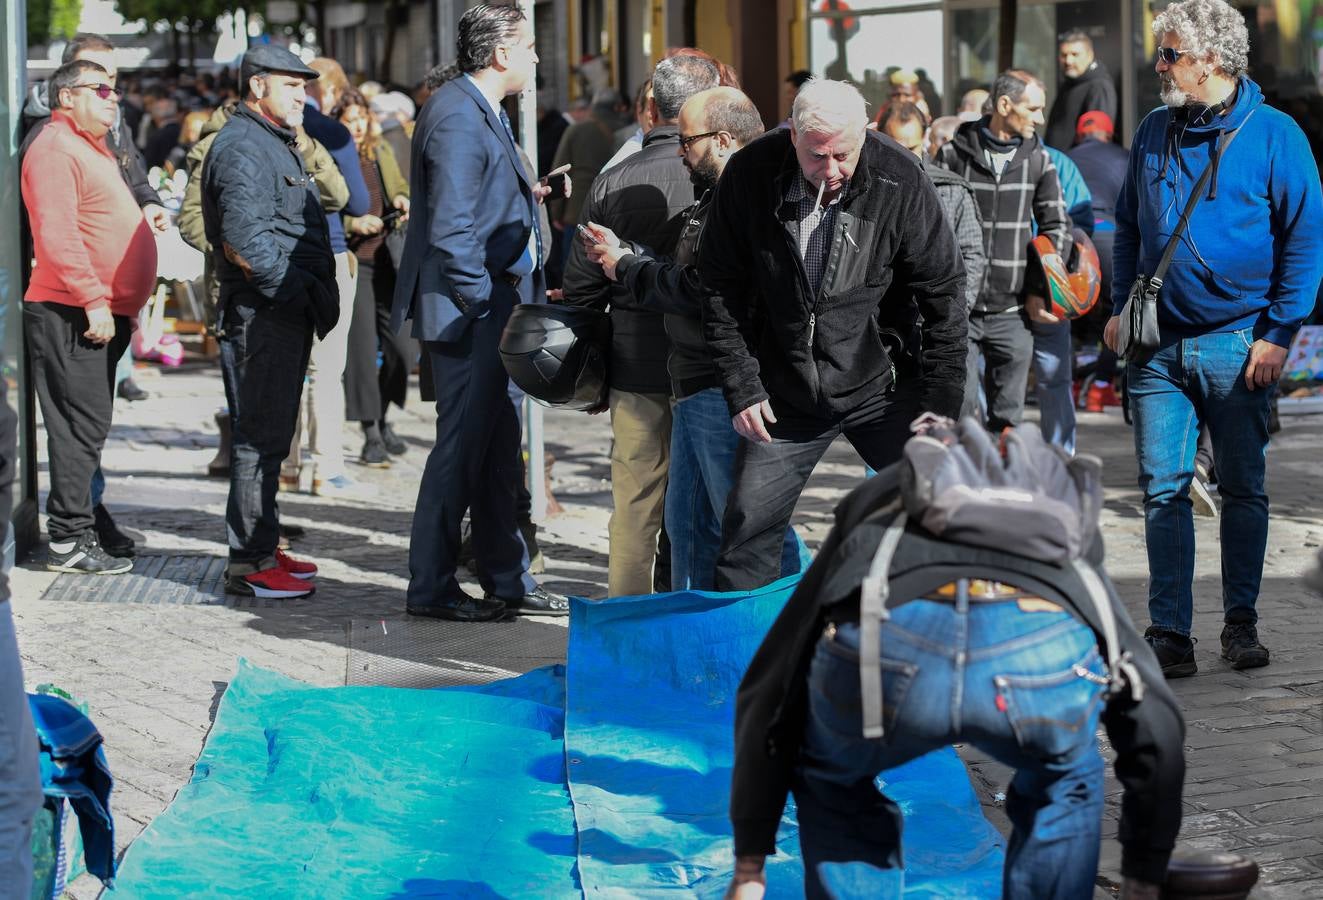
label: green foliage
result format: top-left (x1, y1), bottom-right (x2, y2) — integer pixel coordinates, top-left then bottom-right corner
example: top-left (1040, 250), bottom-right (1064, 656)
top-left (27, 0), bottom-right (83, 47)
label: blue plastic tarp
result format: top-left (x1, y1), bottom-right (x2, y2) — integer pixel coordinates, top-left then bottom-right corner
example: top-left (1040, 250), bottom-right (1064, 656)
top-left (111, 584), bottom-right (1005, 898)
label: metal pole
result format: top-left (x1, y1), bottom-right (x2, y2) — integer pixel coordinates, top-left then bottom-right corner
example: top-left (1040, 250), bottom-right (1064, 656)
top-left (518, 0), bottom-right (548, 522)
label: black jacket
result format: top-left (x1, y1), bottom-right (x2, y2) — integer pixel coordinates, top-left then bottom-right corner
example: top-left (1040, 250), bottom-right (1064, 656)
top-left (200, 104), bottom-right (338, 338)
top-left (1046, 61), bottom-right (1119, 151)
top-left (698, 129), bottom-right (967, 420)
top-left (934, 120), bottom-right (1069, 312)
top-left (615, 190), bottom-right (716, 399)
top-left (561, 125), bottom-right (696, 394)
top-left (730, 464), bottom-right (1186, 885)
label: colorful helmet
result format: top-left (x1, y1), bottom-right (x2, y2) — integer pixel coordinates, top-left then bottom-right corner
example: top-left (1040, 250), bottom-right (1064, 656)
top-left (499, 304), bottom-right (611, 410)
top-left (1029, 228), bottom-right (1101, 319)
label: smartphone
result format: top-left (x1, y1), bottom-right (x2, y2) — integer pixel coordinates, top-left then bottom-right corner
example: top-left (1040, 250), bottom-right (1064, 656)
top-left (575, 223), bottom-right (598, 245)
top-left (380, 207), bottom-right (403, 228)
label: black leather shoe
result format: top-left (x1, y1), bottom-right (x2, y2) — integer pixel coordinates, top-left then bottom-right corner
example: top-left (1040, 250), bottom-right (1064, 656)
top-left (93, 504), bottom-right (136, 558)
top-left (486, 585), bottom-right (569, 617)
top-left (1221, 623), bottom-right (1270, 670)
top-left (1145, 626), bottom-right (1197, 678)
top-left (117, 378), bottom-right (148, 402)
top-left (407, 595), bottom-right (511, 622)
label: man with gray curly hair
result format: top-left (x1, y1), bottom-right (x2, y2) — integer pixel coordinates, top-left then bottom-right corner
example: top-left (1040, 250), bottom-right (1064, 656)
top-left (1106, 0), bottom-right (1323, 678)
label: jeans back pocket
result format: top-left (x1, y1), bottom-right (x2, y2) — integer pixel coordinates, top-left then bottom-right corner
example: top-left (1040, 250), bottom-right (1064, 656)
top-left (994, 647), bottom-right (1107, 761)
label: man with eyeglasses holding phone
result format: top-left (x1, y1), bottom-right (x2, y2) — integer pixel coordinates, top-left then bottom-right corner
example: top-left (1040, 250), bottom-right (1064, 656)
top-left (1107, 0), bottom-right (1323, 676)
top-left (21, 59), bottom-right (159, 574)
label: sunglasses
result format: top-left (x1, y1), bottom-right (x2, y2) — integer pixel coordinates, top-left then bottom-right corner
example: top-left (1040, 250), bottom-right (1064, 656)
top-left (1156, 47), bottom-right (1188, 65)
top-left (70, 83), bottom-right (123, 100)
top-left (679, 130), bottom-right (725, 152)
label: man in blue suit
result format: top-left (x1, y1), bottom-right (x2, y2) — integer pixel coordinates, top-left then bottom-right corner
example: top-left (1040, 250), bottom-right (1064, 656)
top-left (392, 3), bottom-right (567, 621)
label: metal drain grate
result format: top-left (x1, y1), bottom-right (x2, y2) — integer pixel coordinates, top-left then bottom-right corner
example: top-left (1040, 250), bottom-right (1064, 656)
top-left (346, 618), bottom-right (568, 688)
top-left (39, 554), bottom-right (278, 608)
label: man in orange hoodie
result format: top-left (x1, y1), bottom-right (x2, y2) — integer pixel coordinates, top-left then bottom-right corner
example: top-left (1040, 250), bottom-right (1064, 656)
top-left (22, 59), bottom-right (158, 574)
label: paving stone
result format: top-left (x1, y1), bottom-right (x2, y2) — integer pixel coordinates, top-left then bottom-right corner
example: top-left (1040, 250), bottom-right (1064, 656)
top-left (13, 367), bottom-right (1323, 894)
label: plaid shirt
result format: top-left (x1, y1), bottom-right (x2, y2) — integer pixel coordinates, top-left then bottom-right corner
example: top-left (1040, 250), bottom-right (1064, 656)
top-left (785, 175), bottom-right (846, 298)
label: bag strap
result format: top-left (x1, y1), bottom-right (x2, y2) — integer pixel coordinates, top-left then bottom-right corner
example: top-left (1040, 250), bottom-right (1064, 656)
top-left (1071, 559), bottom-right (1145, 702)
top-left (859, 512), bottom-right (907, 739)
top-left (1151, 110), bottom-right (1254, 287)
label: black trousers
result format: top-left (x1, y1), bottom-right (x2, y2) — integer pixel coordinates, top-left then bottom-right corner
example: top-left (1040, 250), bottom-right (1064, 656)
top-left (714, 385), bottom-right (919, 593)
top-left (25, 302), bottom-right (131, 543)
top-left (344, 247), bottom-right (413, 424)
top-left (218, 299), bottom-right (313, 566)
top-left (408, 284), bottom-right (535, 607)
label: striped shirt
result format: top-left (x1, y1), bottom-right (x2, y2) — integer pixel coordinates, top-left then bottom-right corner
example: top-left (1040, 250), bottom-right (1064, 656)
top-left (785, 175), bottom-right (846, 298)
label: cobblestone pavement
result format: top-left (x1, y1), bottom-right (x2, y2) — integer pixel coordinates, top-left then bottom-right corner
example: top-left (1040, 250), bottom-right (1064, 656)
top-left (12, 363), bottom-right (1323, 898)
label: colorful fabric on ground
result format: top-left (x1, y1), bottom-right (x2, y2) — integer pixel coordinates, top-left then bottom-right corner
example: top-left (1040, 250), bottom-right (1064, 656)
top-left (112, 583), bottom-right (1004, 897)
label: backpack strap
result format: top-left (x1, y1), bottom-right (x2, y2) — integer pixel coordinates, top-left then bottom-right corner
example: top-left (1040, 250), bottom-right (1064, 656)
top-left (1071, 559), bottom-right (1145, 702)
top-left (859, 512), bottom-right (908, 739)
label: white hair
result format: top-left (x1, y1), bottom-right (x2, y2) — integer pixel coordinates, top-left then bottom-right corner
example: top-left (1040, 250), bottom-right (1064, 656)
top-left (791, 78), bottom-right (868, 136)
top-left (1153, 0), bottom-right (1250, 79)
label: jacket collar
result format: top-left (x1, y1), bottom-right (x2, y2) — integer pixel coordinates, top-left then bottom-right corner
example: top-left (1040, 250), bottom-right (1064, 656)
top-left (235, 101), bottom-right (299, 145)
top-left (952, 116), bottom-right (1039, 177)
top-left (454, 74), bottom-right (531, 188)
top-left (49, 109), bottom-right (115, 160)
top-left (643, 123), bottom-right (679, 148)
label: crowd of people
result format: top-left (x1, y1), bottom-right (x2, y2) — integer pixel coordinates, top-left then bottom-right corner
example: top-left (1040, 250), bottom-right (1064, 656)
top-left (10, 0), bottom-right (1323, 893)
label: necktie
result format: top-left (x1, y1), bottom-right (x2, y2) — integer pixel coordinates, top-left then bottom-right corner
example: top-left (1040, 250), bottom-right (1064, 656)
top-left (499, 108), bottom-right (541, 278)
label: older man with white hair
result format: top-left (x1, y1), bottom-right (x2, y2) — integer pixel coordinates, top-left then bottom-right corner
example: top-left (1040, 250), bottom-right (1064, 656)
top-left (699, 77), bottom-right (967, 592)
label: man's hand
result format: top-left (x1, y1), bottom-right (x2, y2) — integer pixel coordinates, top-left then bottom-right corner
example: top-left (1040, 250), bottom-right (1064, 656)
top-left (582, 222), bottom-right (620, 249)
top-left (587, 242), bottom-right (631, 282)
top-left (1119, 877), bottom-right (1161, 900)
top-left (1244, 338), bottom-right (1287, 391)
top-left (733, 400), bottom-right (776, 443)
top-left (1025, 293), bottom-right (1061, 326)
top-left (393, 195), bottom-right (410, 224)
top-left (534, 163), bottom-right (572, 205)
top-left (1104, 316), bottom-right (1121, 353)
top-left (84, 305), bottom-right (116, 345)
top-left (352, 215), bottom-right (385, 236)
top-left (143, 203), bottom-right (170, 233)
top-left (546, 288), bottom-right (564, 302)
top-left (723, 856), bottom-right (767, 900)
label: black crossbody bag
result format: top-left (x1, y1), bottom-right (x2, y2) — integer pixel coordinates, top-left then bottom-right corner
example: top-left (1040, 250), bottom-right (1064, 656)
top-left (1116, 113), bottom-right (1252, 363)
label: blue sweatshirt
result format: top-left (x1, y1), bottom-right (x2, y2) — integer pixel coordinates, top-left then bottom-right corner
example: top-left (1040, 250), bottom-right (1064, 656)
top-left (303, 98), bottom-right (370, 254)
top-left (1113, 77), bottom-right (1323, 347)
top-left (1045, 145), bottom-right (1094, 235)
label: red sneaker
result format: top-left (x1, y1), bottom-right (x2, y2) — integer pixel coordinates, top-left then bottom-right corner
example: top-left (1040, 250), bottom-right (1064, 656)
top-left (226, 565), bottom-right (315, 599)
top-left (1086, 382), bottom-right (1121, 413)
top-left (275, 548), bottom-right (317, 581)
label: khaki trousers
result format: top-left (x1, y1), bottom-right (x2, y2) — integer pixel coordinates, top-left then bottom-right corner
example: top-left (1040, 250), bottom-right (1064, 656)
top-left (284, 252), bottom-right (357, 481)
top-left (607, 390), bottom-right (672, 597)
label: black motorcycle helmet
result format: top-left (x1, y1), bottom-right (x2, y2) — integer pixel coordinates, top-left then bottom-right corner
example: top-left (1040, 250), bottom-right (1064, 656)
top-left (499, 304), bottom-right (611, 410)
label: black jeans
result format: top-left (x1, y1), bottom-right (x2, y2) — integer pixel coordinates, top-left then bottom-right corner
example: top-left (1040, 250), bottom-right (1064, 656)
top-left (344, 248), bottom-right (412, 423)
top-left (964, 308), bottom-right (1034, 433)
top-left (24, 302), bottom-right (130, 542)
top-left (218, 298), bottom-right (313, 567)
top-left (714, 385), bottom-right (919, 592)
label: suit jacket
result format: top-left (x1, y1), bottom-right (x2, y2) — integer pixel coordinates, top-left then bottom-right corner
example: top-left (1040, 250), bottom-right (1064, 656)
top-left (391, 76), bottom-right (539, 343)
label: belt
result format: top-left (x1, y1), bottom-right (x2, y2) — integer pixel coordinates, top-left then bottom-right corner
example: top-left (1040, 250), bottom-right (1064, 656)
top-left (497, 272), bottom-right (522, 287)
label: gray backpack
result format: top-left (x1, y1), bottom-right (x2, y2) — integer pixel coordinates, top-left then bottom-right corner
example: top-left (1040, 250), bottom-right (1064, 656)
top-left (856, 416), bottom-right (1145, 738)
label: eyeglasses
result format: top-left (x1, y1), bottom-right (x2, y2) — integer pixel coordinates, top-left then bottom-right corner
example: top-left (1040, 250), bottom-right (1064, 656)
top-left (69, 83), bottom-right (123, 100)
top-left (679, 130), bottom-right (725, 152)
top-left (1156, 47), bottom-right (1188, 65)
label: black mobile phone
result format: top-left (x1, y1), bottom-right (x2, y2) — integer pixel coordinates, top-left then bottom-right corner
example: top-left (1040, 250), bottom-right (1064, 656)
top-left (380, 207), bottom-right (403, 228)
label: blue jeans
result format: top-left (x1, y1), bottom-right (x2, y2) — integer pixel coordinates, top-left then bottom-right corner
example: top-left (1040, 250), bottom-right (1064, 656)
top-left (1031, 319), bottom-right (1076, 455)
top-left (666, 389), bottom-right (803, 591)
top-left (796, 597), bottom-right (1106, 899)
top-left (1128, 327), bottom-right (1269, 635)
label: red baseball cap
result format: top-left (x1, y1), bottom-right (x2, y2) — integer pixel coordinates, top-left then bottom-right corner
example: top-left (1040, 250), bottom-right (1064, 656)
top-left (1076, 110), bottom-right (1114, 137)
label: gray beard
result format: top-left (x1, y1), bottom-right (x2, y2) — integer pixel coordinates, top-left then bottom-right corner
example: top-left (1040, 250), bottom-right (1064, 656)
top-left (284, 109), bottom-right (305, 128)
top-left (1159, 78), bottom-right (1190, 108)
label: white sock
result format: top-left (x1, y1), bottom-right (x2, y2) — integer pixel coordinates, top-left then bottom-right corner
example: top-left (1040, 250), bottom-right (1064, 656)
top-left (50, 540), bottom-right (76, 553)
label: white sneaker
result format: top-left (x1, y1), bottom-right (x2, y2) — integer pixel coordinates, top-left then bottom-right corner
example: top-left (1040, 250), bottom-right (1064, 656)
top-left (1190, 464), bottom-right (1219, 518)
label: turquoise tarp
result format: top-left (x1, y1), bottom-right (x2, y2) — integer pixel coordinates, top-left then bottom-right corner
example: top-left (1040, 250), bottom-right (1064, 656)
top-left (112, 582), bottom-right (1004, 897)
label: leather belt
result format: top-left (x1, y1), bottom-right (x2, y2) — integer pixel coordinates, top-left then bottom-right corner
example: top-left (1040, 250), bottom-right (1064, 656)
top-left (922, 580), bottom-right (1031, 602)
